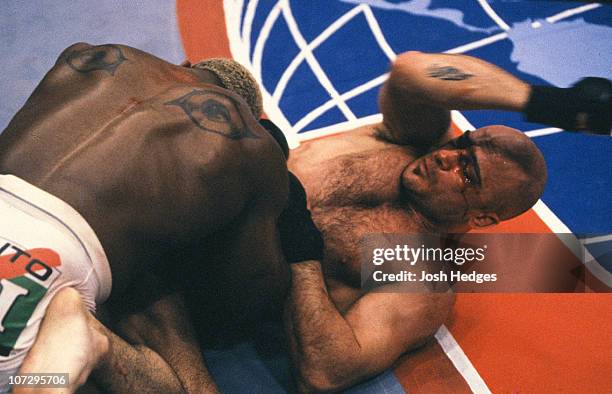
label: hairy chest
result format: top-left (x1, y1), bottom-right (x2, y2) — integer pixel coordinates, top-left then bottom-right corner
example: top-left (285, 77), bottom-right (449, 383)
top-left (293, 146), bottom-right (420, 269)
top-left (314, 203), bottom-right (424, 288)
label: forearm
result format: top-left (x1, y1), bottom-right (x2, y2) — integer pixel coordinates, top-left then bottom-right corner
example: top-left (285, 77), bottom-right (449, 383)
top-left (91, 293), bottom-right (218, 394)
top-left (285, 261), bottom-right (364, 391)
top-left (15, 288), bottom-right (108, 394)
top-left (379, 51), bottom-right (530, 145)
top-left (383, 51), bottom-right (610, 139)
top-left (387, 51), bottom-right (531, 111)
top-left (89, 319), bottom-right (186, 393)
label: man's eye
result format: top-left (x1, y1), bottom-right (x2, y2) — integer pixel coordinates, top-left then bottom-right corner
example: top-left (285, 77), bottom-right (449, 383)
top-left (459, 156), bottom-right (473, 185)
top-left (201, 100), bottom-right (230, 122)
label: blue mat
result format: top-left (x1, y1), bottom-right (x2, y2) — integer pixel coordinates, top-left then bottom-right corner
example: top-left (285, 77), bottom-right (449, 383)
top-left (0, 0), bottom-right (184, 131)
top-left (204, 323), bottom-right (405, 393)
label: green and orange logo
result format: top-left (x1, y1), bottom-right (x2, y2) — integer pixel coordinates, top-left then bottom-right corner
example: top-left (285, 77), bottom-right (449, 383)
top-left (0, 244), bottom-right (61, 357)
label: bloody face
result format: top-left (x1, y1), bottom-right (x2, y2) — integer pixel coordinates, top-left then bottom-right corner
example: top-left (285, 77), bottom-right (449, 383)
top-left (401, 130), bottom-right (530, 226)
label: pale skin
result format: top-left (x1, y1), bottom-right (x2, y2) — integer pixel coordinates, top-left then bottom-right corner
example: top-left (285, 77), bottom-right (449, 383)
top-left (285, 51), bottom-right (544, 392)
top-left (15, 288), bottom-right (108, 394)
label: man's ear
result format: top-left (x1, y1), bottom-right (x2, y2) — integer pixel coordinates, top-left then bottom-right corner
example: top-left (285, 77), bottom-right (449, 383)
top-left (469, 212), bottom-right (499, 228)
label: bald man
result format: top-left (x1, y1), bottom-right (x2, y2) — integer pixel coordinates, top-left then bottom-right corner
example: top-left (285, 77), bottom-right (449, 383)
top-left (284, 51), bottom-right (554, 391)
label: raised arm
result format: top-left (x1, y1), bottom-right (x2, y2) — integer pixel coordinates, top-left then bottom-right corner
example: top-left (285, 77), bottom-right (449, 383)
top-left (284, 261), bottom-right (454, 392)
top-left (379, 51), bottom-right (611, 146)
top-left (378, 51), bottom-right (530, 147)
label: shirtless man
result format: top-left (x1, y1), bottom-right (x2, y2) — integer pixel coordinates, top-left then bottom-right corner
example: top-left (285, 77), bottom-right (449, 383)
top-left (0, 43), bottom-right (319, 392)
top-left (2, 44), bottom-right (606, 392)
top-left (284, 51), bottom-right (610, 391)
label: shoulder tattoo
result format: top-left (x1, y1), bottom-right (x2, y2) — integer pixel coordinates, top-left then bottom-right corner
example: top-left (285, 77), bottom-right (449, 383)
top-left (65, 44), bottom-right (127, 75)
top-left (165, 89), bottom-right (260, 140)
top-left (373, 125), bottom-right (394, 143)
top-left (427, 64), bottom-right (473, 81)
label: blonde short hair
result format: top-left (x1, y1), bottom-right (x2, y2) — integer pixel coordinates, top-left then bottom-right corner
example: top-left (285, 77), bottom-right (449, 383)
top-left (193, 58), bottom-right (263, 119)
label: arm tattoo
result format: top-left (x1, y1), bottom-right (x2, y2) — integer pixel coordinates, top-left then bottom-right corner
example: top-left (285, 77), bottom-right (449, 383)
top-left (165, 89), bottom-right (259, 140)
top-left (65, 44), bottom-right (127, 75)
top-left (427, 64), bottom-right (473, 81)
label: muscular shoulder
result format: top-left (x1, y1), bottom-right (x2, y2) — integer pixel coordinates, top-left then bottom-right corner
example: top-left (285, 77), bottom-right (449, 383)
top-left (53, 42), bottom-right (180, 74)
top-left (44, 43), bottom-right (194, 92)
top-left (54, 42), bottom-right (131, 74)
top-left (85, 83), bottom-right (289, 228)
top-left (42, 43), bottom-right (129, 89)
top-left (289, 124), bottom-right (388, 170)
top-left (155, 84), bottom-right (289, 211)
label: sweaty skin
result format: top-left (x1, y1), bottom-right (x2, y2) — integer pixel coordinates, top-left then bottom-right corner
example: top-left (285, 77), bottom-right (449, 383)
top-left (290, 127), bottom-right (434, 290)
top-left (289, 51), bottom-right (541, 304)
top-left (285, 51), bottom-right (547, 391)
top-left (0, 43), bottom-right (290, 391)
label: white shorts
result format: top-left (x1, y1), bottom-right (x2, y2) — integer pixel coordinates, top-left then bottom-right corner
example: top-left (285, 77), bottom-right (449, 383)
top-left (0, 175), bottom-right (111, 392)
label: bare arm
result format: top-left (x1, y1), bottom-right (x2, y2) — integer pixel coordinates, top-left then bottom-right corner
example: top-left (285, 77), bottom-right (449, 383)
top-left (15, 288), bottom-right (108, 394)
top-left (15, 278), bottom-right (217, 394)
top-left (284, 261), bottom-right (454, 392)
top-left (378, 51), bottom-right (530, 146)
top-left (14, 290), bottom-right (213, 394)
top-left (90, 292), bottom-right (218, 394)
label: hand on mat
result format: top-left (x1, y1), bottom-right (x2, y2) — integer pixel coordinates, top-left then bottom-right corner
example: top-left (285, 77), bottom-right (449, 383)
top-left (525, 77), bottom-right (612, 135)
top-left (278, 172), bottom-right (324, 264)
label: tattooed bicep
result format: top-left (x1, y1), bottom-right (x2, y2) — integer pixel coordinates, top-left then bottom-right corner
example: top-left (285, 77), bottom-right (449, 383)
top-left (165, 89), bottom-right (259, 140)
top-left (63, 44), bottom-right (127, 75)
top-left (426, 64), bottom-right (473, 81)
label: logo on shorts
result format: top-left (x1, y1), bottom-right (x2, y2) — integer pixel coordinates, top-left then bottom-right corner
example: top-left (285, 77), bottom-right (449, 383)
top-left (0, 243), bottom-right (62, 356)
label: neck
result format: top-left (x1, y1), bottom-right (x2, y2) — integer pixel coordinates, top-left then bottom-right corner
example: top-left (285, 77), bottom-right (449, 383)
top-left (405, 205), bottom-right (446, 233)
top-left (405, 200), bottom-right (470, 234)
top-left (188, 68), bottom-right (224, 87)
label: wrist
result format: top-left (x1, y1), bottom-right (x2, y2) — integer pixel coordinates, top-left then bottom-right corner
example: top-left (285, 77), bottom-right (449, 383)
top-left (524, 85), bottom-right (574, 126)
top-left (290, 260), bottom-right (324, 280)
top-left (87, 315), bottom-right (111, 372)
top-left (524, 78), bottom-right (612, 134)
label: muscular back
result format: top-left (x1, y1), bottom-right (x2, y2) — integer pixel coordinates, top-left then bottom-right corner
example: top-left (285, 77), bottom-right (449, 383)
top-left (0, 43), bottom-right (289, 304)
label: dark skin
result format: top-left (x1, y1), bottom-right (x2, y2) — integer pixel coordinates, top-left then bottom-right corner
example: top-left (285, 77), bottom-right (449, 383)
top-left (0, 43), bottom-right (290, 392)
